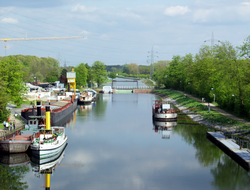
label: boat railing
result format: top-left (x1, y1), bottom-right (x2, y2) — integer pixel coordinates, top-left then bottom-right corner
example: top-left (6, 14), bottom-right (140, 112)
top-left (1, 127), bottom-right (25, 141)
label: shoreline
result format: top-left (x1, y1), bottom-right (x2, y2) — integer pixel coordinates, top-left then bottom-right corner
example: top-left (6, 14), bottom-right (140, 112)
top-left (152, 91), bottom-right (237, 132)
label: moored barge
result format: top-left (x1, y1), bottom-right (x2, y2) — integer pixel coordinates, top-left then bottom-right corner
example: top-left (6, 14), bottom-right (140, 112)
top-left (152, 100), bottom-right (177, 121)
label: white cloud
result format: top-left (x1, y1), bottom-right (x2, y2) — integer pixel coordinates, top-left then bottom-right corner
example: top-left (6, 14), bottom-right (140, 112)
top-left (241, 2), bottom-right (250, 6)
top-left (193, 8), bottom-right (215, 23)
top-left (71, 4), bottom-right (97, 12)
top-left (1, 17), bottom-right (18, 23)
top-left (80, 30), bottom-right (91, 35)
top-left (164, 6), bottom-right (190, 16)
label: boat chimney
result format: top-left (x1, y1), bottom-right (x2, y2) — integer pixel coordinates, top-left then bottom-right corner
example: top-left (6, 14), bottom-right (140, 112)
top-left (45, 106), bottom-right (51, 130)
top-left (37, 101), bottom-right (41, 116)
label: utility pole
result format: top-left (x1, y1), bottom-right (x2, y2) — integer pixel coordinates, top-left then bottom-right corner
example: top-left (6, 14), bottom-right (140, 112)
top-left (147, 46), bottom-right (158, 79)
top-left (204, 32), bottom-right (220, 54)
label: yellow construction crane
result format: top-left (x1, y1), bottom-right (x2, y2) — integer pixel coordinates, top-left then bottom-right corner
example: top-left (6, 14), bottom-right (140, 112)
top-left (1, 36), bottom-right (84, 56)
top-left (0, 36), bottom-right (84, 42)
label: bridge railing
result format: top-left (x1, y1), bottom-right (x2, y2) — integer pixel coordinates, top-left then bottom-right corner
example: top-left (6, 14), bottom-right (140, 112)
top-left (113, 86), bottom-right (154, 89)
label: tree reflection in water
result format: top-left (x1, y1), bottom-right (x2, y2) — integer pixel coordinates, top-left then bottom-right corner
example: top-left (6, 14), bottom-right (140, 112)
top-left (174, 114), bottom-right (250, 190)
top-left (0, 165), bottom-right (29, 190)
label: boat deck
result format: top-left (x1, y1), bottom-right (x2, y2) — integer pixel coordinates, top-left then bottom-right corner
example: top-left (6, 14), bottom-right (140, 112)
top-left (4, 135), bottom-right (32, 141)
top-left (207, 132), bottom-right (250, 171)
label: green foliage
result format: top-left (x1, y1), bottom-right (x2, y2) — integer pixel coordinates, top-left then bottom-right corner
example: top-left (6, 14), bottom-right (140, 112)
top-left (154, 89), bottom-right (244, 126)
top-left (0, 165), bottom-right (29, 190)
top-left (153, 37), bottom-right (250, 119)
top-left (238, 35), bottom-right (250, 58)
top-left (127, 63), bottom-right (139, 75)
top-left (85, 63), bottom-right (94, 86)
top-left (0, 55), bottom-right (61, 83)
top-left (75, 63), bottom-right (88, 88)
top-left (45, 70), bottom-right (59, 82)
top-left (122, 64), bottom-right (129, 74)
top-left (92, 61), bottom-right (108, 87)
top-left (108, 72), bottom-right (116, 79)
top-left (138, 65), bottom-right (150, 75)
top-left (61, 68), bottom-right (68, 77)
top-left (0, 56), bottom-right (26, 108)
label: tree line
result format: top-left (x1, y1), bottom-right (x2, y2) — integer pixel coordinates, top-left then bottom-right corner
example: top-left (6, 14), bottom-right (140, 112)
top-left (153, 35), bottom-right (250, 118)
top-left (0, 56), bottom-right (108, 121)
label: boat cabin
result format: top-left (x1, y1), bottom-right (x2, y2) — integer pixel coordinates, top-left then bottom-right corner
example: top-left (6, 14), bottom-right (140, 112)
top-left (153, 100), bottom-right (175, 114)
top-left (35, 127), bottom-right (65, 142)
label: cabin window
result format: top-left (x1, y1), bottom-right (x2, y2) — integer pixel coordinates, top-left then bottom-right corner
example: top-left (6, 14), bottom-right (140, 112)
top-left (34, 121), bottom-right (37, 125)
top-left (41, 130), bottom-right (53, 134)
top-left (30, 121), bottom-right (33, 124)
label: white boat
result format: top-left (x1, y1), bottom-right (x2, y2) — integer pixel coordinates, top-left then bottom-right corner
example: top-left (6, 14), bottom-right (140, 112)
top-left (30, 127), bottom-right (67, 159)
top-left (152, 100), bottom-right (177, 121)
top-left (30, 106), bottom-right (68, 159)
top-left (78, 89), bottom-right (97, 104)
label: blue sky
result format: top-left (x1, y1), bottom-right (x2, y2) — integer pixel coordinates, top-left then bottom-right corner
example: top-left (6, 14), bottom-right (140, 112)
top-left (1, 0), bottom-right (250, 66)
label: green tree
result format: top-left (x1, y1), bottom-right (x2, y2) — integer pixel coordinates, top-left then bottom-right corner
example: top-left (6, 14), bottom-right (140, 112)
top-left (75, 63), bottom-right (88, 88)
top-left (85, 63), bottom-right (94, 87)
top-left (0, 56), bottom-right (26, 107)
top-left (108, 72), bottom-right (116, 79)
top-left (0, 79), bottom-right (10, 121)
top-left (92, 61), bottom-right (108, 87)
top-left (61, 68), bottom-right (68, 77)
top-left (45, 70), bottom-right (59, 82)
top-left (127, 63), bottom-right (139, 75)
top-left (122, 64), bottom-right (129, 74)
top-left (238, 35), bottom-right (250, 58)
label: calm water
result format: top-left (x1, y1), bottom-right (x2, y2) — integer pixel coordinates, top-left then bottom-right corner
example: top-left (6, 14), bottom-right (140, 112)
top-left (1, 93), bottom-right (250, 190)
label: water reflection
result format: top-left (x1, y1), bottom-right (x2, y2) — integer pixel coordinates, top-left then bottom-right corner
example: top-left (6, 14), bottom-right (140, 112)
top-left (78, 104), bottom-right (93, 113)
top-left (31, 147), bottom-right (66, 190)
top-left (0, 153), bottom-right (30, 167)
top-left (0, 153), bottom-right (30, 190)
top-left (153, 120), bottom-right (177, 139)
top-left (5, 93), bottom-right (250, 190)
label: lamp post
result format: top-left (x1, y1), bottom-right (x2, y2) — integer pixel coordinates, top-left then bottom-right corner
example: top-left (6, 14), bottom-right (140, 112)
top-left (232, 94), bottom-right (236, 112)
top-left (211, 88), bottom-right (215, 103)
top-left (34, 76), bottom-right (36, 85)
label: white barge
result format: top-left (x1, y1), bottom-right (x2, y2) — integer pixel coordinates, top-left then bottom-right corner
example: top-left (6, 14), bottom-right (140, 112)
top-left (152, 100), bottom-right (177, 121)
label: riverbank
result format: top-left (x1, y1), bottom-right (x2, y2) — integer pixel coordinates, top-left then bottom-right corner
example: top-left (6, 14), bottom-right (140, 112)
top-left (152, 89), bottom-right (250, 132)
top-left (0, 113), bottom-right (25, 138)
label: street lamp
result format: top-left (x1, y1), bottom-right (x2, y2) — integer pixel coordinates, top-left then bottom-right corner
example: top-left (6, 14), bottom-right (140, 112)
top-left (34, 76), bottom-right (36, 85)
top-left (232, 94), bottom-right (236, 112)
top-left (211, 88), bottom-right (215, 103)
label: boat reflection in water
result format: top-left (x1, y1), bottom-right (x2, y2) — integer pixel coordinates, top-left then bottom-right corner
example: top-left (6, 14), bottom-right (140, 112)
top-left (78, 104), bottom-right (93, 113)
top-left (0, 152), bottom-right (30, 167)
top-left (31, 145), bottom-right (67, 190)
top-left (153, 120), bottom-right (177, 139)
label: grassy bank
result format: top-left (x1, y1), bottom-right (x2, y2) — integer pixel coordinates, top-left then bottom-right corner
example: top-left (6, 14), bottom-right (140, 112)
top-left (154, 89), bottom-right (250, 129)
top-left (141, 79), bottom-right (154, 87)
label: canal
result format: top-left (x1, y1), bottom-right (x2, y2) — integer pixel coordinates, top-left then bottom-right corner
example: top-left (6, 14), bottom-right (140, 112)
top-left (1, 93), bottom-right (250, 190)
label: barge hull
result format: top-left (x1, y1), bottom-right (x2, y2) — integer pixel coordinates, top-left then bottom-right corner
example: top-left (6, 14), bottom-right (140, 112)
top-left (0, 141), bottom-right (31, 153)
top-left (50, 100), bottom-right (77, 125)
